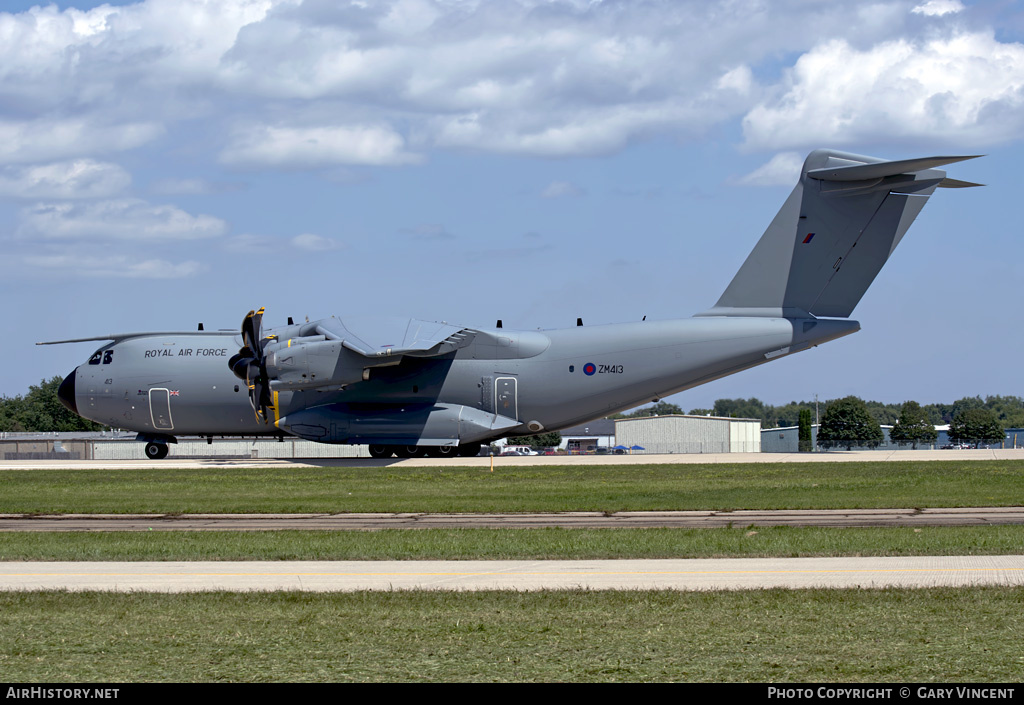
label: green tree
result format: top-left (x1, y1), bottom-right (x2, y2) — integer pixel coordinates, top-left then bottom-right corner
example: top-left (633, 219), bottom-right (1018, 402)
top-left (0, 377), bottom-right (102, 432)
top-left (506, 431), bottom-right (562, 450)
top-left (771, 401), bottom-right (812, 428)
top-left (889, 401), bottom-right (938, 449)
top-left (0, 395), bottom-right (27, 432)
top-left (983, 395), bottom-right (1024, 428)
top-left (864, 401), bottom-right (899, 426)
top-left (624, 401), bottom-right (684, 418)
top-left (817, 396), bottom-right (883, 451)
top-left (798, 409), bottom-right (813, 452)
top-left (713, 397), bottom-right (768, 422)
top-left (948, 408), bottom-right (1005, 448)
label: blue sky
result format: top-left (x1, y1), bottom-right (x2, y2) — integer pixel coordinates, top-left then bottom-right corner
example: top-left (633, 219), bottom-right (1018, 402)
top-left (1, 0), bottom-right (1019, 412)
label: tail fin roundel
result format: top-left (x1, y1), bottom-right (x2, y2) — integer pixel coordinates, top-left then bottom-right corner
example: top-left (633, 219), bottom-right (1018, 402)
top-left (698, 149), bottom-right (981, 320)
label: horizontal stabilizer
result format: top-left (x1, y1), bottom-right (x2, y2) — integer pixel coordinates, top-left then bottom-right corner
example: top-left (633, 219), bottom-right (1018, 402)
top-left (807, 155), bottom-right (981, 182)
top-left (938, 177), bottom-right (984, 188)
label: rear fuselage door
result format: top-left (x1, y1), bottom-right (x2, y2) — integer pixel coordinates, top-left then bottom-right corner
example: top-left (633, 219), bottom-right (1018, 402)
top-left (495, 377), bottom-right (518, 420)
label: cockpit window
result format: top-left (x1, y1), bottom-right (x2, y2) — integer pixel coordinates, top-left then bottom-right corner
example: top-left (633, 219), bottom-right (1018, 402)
top-left (88, 349), bottom-right (114, 365)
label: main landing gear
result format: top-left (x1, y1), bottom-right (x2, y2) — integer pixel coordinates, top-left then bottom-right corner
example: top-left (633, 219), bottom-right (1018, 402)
top-left (144, 442), bottom-right (169, 460)
top-left (368, 442), bottom-right (481, 459)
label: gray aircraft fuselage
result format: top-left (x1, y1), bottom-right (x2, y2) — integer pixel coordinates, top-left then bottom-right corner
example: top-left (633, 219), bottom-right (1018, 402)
top-left (62, 317), bottom-right (857, 440)
top-left (46, 149), bottom-right (979, 458)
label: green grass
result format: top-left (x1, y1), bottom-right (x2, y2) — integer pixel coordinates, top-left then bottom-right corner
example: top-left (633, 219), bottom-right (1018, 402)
top-left (3, 460), bottom-right (1023, 513)
top-left (2, 589), bottom-right (1022, 682)
top-left (3, 526), bottom-right (1024, 561)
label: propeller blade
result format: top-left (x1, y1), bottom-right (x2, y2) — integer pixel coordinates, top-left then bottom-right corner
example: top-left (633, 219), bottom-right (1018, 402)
top-left (238, 307), bottom-right (271, 422)
top-left (241, 310), bottom-right (256, 351)
top-left (251, 307), bottom-right (265, 356)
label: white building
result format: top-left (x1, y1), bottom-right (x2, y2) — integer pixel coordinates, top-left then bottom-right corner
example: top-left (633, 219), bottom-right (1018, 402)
top-left (615, 415), bottom-right (761, 454)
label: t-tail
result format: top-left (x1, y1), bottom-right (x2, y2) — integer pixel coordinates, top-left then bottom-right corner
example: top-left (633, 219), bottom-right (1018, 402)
top-left (697, 149), bottom-right (981, 320)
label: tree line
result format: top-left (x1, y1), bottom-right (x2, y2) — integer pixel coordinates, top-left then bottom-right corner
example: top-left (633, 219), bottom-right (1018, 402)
top-left (614, 395), bottom-right (1024, 431)
top-left (615, 395), bottom-right (1019, 450)
top-left (0, 377), bottom-right (103, 433)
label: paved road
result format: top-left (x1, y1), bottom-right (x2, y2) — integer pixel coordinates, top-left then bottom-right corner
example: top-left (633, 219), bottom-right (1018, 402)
top-left (3, 507), bottom-right (1024, 531)
top-left (2, 556), bottom-right (1021, 592)
top-left (1, 448), bottom-right (1021, 470)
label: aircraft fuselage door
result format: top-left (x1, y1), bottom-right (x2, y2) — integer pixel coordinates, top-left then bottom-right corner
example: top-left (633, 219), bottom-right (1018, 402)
top-left (495, 377), bottom-right (518, 420)
top-left (149, 388), bottom-right (174, 430)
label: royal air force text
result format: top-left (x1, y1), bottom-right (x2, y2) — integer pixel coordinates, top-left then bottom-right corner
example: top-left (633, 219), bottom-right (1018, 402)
top-left (143, 348), bottom-right (228, 359)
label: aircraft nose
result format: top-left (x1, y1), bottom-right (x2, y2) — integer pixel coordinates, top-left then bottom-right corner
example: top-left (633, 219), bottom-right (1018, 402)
top-left (57, 369), bottom-right (78, 415)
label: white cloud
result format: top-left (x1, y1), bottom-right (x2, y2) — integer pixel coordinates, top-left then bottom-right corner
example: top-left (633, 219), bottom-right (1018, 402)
top-left (23, 253), bottom-right (204, 278)
top-left (291, 233), bottom-right (341, 251)
top-left (541, 181), bottom-right (584, 198)
top-left (738, 152), bottom-right (804, 186)
top-left (17, 198), bottom-right (228, 241)
top-left (0, 119), bottom-right (163, 164)
top-left (912, 1), bottom-right (965, 17)
top-left (0, 160), bottom-right (131, 199)
top-left (220, 124), bottom-right (422, 168)
top-left (742, 31), bottom-right (1024, 149)
top-left (223, 233), bottom-right (276, 253)
top-left (1, 0), bottom-right (1022, 170)
top-left (151, 178), bottom-right (212, 195)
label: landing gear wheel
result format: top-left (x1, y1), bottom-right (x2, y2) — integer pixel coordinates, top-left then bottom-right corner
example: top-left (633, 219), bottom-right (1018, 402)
top-left (368, 444), bottom-right (394, 459)
top-left (395, 445), bottom-right (426, 458)
top-left (426, 445), bottom-right (458, 458)
top-left (457, 442), bottom-right (482, 457)
top-left (144, 442), bottom-right (169, 460)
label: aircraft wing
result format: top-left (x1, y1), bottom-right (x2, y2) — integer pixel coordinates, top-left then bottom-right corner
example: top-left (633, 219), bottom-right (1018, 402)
top-left (246, 315), bottom-right (478, 409)
top-left (313, 316), bottom-right (476, 359)
top-left (37, 331), bottom-right (236, 345)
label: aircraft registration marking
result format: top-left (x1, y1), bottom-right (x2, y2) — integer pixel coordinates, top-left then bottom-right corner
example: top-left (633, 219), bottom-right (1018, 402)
top-left (583, 363), bottom-right (624, 375)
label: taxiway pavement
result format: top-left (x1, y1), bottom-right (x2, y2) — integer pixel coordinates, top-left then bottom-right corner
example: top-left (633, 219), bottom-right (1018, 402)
top-left (1, 556), bottom-right (1021, 592)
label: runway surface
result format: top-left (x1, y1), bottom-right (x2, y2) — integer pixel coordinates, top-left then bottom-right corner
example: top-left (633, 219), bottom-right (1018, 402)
top-left (3, 506), bottom-right (1024, 531)
top-left (1, 448), bottom-right (1021, 470)
top-left (2, 556), bottom-right (1021, 592)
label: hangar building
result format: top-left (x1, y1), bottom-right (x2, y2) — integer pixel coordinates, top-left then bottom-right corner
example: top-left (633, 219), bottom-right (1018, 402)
top-left (615, 415), bottom-right (761, 454)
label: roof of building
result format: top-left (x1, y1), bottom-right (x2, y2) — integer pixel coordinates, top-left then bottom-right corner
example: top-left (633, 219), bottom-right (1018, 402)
top-left (559, 419), bottom-right (617, 436)
top-left (617, 414), bottom-right (762, 423)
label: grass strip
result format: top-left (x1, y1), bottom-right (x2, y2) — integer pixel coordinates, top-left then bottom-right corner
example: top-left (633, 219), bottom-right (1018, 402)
top-left (1, 588), bottom-right (1022, 682)
top-left (2, 526), bottom-right (1024, 561)
top-left (3, 460), bottom-right (1023, 514)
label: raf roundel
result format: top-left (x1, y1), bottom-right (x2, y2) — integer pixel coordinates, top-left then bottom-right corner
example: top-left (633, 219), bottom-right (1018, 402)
top-left (583, 363), bottom-right (596, 376)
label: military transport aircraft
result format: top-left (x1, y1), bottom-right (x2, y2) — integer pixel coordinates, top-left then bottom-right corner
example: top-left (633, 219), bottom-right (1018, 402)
top-left (41, 149), bottom-right (980, 459)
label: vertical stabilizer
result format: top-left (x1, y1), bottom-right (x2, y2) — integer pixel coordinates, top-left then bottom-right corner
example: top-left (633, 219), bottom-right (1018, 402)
top-left (698, 150), bottom-right (980, 319)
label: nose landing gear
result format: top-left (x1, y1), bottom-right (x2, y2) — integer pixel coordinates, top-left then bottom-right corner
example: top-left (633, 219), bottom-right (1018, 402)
top-left (144, 442), bottom-right (169, 460)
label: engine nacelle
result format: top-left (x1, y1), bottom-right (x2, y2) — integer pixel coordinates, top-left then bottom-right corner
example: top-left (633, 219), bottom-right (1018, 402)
top-left (264, 338), bottom-right (367, 391)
